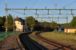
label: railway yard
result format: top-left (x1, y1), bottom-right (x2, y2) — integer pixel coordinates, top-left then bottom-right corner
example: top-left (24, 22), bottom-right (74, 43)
top-left (1, 0), bottom-right (76, 50)
top-left (0, 32), bottom-right (76, 50)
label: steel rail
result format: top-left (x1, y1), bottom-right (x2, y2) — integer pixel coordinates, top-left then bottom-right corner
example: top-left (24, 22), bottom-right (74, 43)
top-left (35, 32), bottom-right (75, 50)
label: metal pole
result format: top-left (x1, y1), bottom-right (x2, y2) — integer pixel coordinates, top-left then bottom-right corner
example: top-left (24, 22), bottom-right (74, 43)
top-left (5, 0), bottom-right (8, 32)
top-left (23, 10), bottom-right (25, 32)
top-left (47, 9), bottom-right (49, 15)
top-left (13, 17), bottom-right (14, 32)
top-left (35, 9), bottom-right (37, 15)
top-left (4, 0), bottom-right (8, 39)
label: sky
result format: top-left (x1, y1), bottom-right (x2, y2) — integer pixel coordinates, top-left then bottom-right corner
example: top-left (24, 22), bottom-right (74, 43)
top-left (0, 0), bottom-right (76, 23)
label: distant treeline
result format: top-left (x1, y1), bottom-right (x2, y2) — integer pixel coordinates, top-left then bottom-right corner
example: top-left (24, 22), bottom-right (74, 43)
top-left (0, 14), bottom-right (76, 32)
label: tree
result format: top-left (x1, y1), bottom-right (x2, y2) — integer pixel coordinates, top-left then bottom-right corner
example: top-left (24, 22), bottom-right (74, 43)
top-left (0, 17), bottom-right (4, 26)
top-left (4, 14), bottom-right (13, 31)
top-left (41, 21), bottom-right (58, 28)
top-left (33, 20), bottom-right (43, 31)
top-left (50, 21), bottom-right (58, 29)
top-left (0, 16), bottom-right (5, 32)
top-left (25, 16), bottom-right (36, 28)
top-left (41, 21), bottom-right (50, 27)
top-left (70, 16), bottom-right (76, 27)
top-left (8, 14), bottom-right (13, 31)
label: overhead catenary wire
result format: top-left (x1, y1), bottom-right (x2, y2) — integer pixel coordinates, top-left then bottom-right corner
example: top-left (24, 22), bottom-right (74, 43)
top-left (5, 6), bottom-right (76, 24)
top-left (10, 10), bottom-right (25, 15)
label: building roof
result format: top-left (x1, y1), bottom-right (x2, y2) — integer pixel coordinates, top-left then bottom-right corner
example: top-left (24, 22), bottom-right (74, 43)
top-left (14, 17), bottom-right (25, 25)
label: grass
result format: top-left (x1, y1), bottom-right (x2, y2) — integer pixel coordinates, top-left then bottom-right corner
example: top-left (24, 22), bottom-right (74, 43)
top-left (0, 32), bottom-right (6, 41)
top-left (40, 32), bottom-right (76, 48)
top-left (0, 32), bottom-right (19, 41)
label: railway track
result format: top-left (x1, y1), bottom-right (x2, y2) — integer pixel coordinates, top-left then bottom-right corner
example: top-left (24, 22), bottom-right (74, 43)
top-left (34, 31), bottom-right (75, 50)
top-left (0, 32), bottom-right (75, 50)
top-left (19, 33), bottom-right (48, 50)
top-left (17, 32), bottom-right (76, 50)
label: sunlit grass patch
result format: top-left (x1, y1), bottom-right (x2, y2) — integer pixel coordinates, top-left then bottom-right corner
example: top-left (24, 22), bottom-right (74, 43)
top-left (40, 32), bottom-right (76, 48)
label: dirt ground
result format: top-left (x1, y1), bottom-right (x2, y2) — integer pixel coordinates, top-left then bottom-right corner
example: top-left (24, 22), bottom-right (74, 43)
top-left (0, 35), bottom-right (21, 50)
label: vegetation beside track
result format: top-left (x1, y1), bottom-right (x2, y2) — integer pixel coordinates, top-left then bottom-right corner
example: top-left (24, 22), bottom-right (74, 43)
top-left (0, 32), bottom-right (20, 41)
top-left (40, 32), bottom-right (76, 48)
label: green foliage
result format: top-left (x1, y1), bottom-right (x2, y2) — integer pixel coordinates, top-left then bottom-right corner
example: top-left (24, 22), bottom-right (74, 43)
top-left (41, 21), bottom-right (58, 28)
top-left (25, 16), bottom-right (36, 28)
top-left (50, 21), bottom-right (58, 28)
top-left (70, 16), bottom-right (76, 27)
top-left (61, 23), bottom-right (69, 27)
top-left (41, 21), bottom-right (50, 27)
top-left (0, 17), bottom-right (4, 26)
top-left (7, 14), bottom-right (13, 31)
top-left (4, 14), bottom-right (13, 31)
